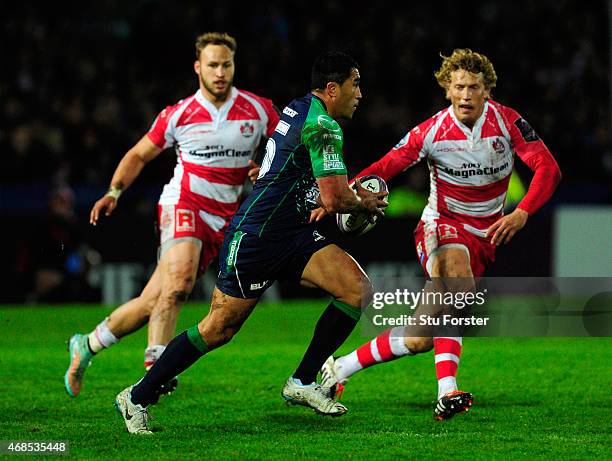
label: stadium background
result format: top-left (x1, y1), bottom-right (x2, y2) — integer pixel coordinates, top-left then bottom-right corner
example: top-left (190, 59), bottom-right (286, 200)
top-left (2, 0), bottom-right (611, 304)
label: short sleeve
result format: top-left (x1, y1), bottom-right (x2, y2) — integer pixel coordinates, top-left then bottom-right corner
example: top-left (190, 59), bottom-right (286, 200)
top-left (147, 104), bottom-right (179, 149)
top-left (301, 114), bottom-right (347, 177)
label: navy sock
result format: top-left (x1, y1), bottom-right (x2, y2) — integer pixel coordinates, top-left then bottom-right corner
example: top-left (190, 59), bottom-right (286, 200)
top-left (292, 300), bottom-right (360, 385)
top-left (131, 327), bottom-right (208, 406)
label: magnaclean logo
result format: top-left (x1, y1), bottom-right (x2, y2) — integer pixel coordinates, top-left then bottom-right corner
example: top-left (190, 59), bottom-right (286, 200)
top-left (188, 147), bottom-right (252, 159)
top-left (441, 161), bottom-right (510, 178)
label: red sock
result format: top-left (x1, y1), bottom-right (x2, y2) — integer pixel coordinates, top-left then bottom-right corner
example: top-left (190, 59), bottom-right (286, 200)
top-left (334, 327), bottom-right (413, 382)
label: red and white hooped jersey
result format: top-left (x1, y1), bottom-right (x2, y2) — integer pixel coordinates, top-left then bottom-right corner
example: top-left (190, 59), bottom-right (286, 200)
top-left (147, 87), bottom-right (279, 231)
top-left (358, 100), bottom-right (559, 238)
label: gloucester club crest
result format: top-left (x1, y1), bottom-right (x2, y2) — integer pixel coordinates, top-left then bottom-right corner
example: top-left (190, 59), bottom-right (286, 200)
top-left (240, 122), bottom-right (254, 138)
top-left (491, 137), bottom-right (505, 154)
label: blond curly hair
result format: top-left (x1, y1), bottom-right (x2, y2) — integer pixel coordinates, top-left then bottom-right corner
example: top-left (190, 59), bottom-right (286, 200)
top-left (195, 32), bottom-right (237, 59)
top-left (434, 49), bottom-right (497, 91)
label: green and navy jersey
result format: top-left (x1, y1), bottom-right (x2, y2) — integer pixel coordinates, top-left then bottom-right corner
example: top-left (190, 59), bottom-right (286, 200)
top-left (230, 93), bottom-right (347, 239)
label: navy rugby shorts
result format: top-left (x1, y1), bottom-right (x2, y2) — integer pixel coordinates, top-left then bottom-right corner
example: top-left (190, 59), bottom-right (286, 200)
top-left (216, 226), bottom-right (330, 299)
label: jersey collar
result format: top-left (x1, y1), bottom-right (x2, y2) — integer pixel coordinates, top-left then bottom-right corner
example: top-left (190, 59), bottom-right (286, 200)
top-left (310, 93), bottom-right (329, 113)
top-left (195, 87), bottom-right (238, 118)
top-left (448, 100), bottom-right (489, 142)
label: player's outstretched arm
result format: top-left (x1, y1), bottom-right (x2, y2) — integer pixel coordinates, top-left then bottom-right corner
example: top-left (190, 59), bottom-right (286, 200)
top-left (90, 135), bottom-right (163, 225)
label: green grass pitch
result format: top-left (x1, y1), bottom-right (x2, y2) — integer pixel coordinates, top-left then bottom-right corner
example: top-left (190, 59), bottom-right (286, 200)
top-left (0, 302), bottom-right (610, 460)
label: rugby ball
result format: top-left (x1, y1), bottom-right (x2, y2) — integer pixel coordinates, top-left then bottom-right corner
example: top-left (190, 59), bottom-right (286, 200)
top-left (336, 175), bottom-right (388, 235)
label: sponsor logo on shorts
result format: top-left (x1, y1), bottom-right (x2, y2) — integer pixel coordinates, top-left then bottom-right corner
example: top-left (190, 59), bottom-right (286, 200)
top-left (160, 208), bottom-right (173, 229)
top-left (176, 209), bottom-right (195, 233)
top-left (250, 281), bottom-right (269, 290)
top-left (313, 230), bottom-right (325, 242)
top-left (438, 224), bottom-right (459, 240)
top-left (159, 207), bottom-right (174, 243)
top-left (226, 231), bottom-right (244, 272)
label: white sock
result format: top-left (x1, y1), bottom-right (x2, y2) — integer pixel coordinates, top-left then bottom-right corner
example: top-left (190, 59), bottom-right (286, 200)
top-left (87, 318), bottom-right (119, 353)
top-left (144, 345), bottom-right (167, 370)
top-left (291, 377), bottom-right (315, 387)
top-left (438, 376), bottom-right (458, 399)
top-left (389, 326), bottom-right (413, 356)
top-left (335, 351), bottom-right (363, 382)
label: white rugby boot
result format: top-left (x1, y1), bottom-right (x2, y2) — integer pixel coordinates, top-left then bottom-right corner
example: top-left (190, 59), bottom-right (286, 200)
top-left (281, 377), bottom-right (348, 416)
top-left (115, 387), bottom-right (153, 434)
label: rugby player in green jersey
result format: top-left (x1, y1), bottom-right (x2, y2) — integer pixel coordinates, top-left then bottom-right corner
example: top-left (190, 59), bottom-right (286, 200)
top-left (115, 51), bottom-right (388, 433)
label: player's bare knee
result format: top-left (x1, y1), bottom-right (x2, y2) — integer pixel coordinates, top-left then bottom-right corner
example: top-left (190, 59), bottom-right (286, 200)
top-left (442, 266), bottom-right (472, 279)
top-left (171, 275), bottom-right (195, 295)
top-left (404, 336), bottom-right (433, 353)
top-left (339, 272), bottom-right (372, 309)
top-left (163, 273), bottom-right (195, 305)
top-left (217, 324), bottom-right (240, 347)
top-left (171, 289), bottom-right (191, 304)
top-left (199, 315), bottom-right (239, 348)
top-left (361, 276), bottom-right (374, 307)
top-left (141, 294), bottom-right (159, 315)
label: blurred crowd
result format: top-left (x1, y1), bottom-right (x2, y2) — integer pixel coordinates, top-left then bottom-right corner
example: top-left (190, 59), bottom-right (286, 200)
top-left (2, 1), bottom-right (610, 189)
top-left (2, 1), bottom-right (611, 302)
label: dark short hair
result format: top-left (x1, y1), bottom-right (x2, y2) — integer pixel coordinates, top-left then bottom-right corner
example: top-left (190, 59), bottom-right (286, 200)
top-left (310, 51), bottom-right (359, 90)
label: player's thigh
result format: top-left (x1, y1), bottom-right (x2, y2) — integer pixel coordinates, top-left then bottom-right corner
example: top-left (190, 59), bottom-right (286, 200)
top-left (430, 247), bottom-right (476, 339)
top-left (300, 244), bottom-right (372, 306)
top-left (158, 239), bottom-right (202, 295)
top-left (431, 246), bottom-right (473, 279)
top-left (431, 245), bottom-right (477, 298)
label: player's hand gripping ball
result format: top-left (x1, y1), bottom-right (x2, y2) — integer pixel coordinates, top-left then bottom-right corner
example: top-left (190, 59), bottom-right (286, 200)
top-left (336, 175), bottom-right (388, 235)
